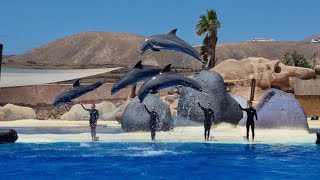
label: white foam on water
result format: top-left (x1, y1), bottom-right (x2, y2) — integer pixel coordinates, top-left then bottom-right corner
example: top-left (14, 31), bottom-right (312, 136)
top-left (80, 154), bottom-right (104, 158)
top-left (125, 150), bottom-right (188, 157)
top-left (127, 147), bottom-right (153, 151)
top-left (79, 142), bottom-right (91, 147)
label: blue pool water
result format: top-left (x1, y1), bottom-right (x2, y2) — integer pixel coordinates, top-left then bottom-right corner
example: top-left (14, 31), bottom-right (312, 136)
top-left (0, 142), bottom-right (319, 179)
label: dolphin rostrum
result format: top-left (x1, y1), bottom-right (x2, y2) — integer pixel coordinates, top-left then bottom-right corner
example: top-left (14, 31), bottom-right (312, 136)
top-left (53, 79), bottom-right (107, 107)
top-left (111, 60), bottom-right (171, 95)
top-left (138, 67), bottom-right (204, 102)
top-left (139, 29), bottom-right (205, 64)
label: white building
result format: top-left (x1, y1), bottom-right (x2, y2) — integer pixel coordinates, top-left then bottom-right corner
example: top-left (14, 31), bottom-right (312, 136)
top-left (249, 38), bottom-right (275, 42)
top-left (311, 38), bottom-right (320, 43)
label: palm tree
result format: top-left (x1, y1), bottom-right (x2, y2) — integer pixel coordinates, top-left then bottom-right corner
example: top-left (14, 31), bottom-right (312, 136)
top-left (196, 9), bottom-right (220, 68)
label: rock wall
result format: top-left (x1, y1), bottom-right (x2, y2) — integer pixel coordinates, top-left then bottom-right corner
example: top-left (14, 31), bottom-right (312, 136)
top-left (213, 57), bottom-right (316, 90)
top-left (295, 95), bottom-right (320, 117)
top-left (60, 101), bottom-right (116, 120)
top-left (0, 83), bottom-right (142, 106)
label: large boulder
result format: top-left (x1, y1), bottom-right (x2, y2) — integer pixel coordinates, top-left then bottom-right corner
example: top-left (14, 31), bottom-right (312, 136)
top-left (314, 65), bottom-right (320, 75)
top-left (60, 101), bottom-right (116, 120)
top-left (231, 94), bottom-right (248, 118)
top-left (238, 88), bottom-right (308, 129)
top-left (213, 57), bottom-right (316, 90)
top-left (177, 70), bottom-right (243, 125)
top-left (0, 107), bottom-right (9, 121)
top-left (102, 102), bottom-right (128, 121)
top-left (1, 104), bottom-right (36, 120)
top-left (121, 95), bottom-right (173, 132)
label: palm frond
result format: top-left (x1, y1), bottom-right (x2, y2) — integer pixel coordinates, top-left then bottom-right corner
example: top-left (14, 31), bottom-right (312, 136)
top-left (207, 9), bottom-right (217, 21)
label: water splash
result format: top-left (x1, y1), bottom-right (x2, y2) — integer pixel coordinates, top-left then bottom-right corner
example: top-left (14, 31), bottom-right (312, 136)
top-left (80, 142), bottom-right (91, 147)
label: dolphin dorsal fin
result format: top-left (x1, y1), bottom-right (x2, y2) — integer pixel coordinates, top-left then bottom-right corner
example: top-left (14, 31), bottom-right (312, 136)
top-left (160, 64), bottom-right (172, 74)
top-left (133, 60), bottom-right (143, 69)
top-left (73, 79), bottom-right (80, 87)
top-left (167, 29), bottom-right (177, 36)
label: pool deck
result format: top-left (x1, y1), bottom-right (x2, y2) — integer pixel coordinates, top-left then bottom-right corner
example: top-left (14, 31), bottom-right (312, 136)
top-left (1, 119), bottom-right (319, 144)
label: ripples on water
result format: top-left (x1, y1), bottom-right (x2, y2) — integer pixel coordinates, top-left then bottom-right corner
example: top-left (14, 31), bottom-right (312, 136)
top-left (0, 142), bottom-right (319, 179)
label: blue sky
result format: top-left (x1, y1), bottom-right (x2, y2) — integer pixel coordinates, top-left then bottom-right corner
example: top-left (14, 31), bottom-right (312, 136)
top-left (0, 0), bottom-right (319, 54)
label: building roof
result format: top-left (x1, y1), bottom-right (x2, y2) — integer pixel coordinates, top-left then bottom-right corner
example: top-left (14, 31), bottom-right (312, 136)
top-left (294, 78), bottom-right (320, 96)
top-left (0, 67), bottom-right (121, 88)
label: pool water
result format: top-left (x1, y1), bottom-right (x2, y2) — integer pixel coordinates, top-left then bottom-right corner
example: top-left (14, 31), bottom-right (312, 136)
top-left (0, 142), bottom-right (319, 179)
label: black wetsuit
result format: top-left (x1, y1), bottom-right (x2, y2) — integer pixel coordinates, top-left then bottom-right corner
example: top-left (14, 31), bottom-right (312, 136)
top-left (144, 105), bottom-right (160, 140)
top-left (198, 102), bottom-right (214, 141)
top-left (239, 105), bottom-right (257, 141)
top-left (85, 108), bottom-right (99, 141)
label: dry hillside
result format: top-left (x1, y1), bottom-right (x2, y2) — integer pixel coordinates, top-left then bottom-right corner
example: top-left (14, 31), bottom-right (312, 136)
top-left (3, 31), bottom-right (320, 69)
top-left (214, 41), bottom-right (320, 65)
top-left (3, 32), bottom-right (203, 69)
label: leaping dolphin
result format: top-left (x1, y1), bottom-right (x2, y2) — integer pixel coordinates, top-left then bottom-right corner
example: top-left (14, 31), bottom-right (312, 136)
top-left (138, 67), bottom-right (204, 102)
top-left (139, 29), bottom-right (205, 64)
top-left (53, 79), bottom-right (107, 107)
top-left (111, 61), bottom-right (171, 95)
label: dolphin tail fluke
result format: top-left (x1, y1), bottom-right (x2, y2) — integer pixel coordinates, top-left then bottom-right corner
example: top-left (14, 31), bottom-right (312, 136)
top-left (139, 42), bottom-right (153, 54)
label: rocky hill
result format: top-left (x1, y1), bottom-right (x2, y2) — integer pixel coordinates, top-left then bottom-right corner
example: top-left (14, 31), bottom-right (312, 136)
top-left (3, 31), bottom-right (320, 69)
top-left (214, 41), bottom-right (320, 65)
top-left (3, 31), bottom-right (203, 69)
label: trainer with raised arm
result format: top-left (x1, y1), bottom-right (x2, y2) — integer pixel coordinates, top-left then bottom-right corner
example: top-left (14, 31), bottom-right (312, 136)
top-left (80, 103), bottom-right (99, 141)
top-left (197, 100), bottom-right (215, 141)
top-left (239, 101), bottom-right (258, 141)
top-left (144, 104), bottom-right (160, 141)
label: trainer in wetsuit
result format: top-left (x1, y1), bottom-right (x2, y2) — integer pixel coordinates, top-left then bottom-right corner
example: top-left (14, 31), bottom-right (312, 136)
top-left (197, 101), bottom-right (215, 141)
top-left (239, 101), bottom-right (258, 141)
top-left (81, 103), bottom-right (99, 141)
top-left (144, 104), bottom-right (160, 141)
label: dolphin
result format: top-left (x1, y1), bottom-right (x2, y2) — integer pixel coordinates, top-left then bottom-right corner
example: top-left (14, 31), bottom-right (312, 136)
top-left (138, 67), bottom-right (204, 102)
top-left (139, 29), bottom-right (205, 64)
top-left (53, 79), bottom-right (107, 107)
top-left (111, 61), bottom-right (171, 95)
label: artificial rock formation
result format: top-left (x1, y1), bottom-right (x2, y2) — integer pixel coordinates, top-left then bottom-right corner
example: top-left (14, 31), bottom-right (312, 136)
top-left (60, 101), bottom-right (116, 120)
top-left (177, 70), bottom-right (243, 125)
top-left (238, 88), bottom-right (308, 129)
top-left (0, 107), bottom-right (8, 121)
top-left (102, 102), bottom-right (128, 121)
top-left (121, 95), bottom-right (173, 132)
top-left (213, 57), bottom-right (316, 90)
top-left (314, 65), bottom-right (320, 75)
top-left (0, 104), bottom-right (36, 121)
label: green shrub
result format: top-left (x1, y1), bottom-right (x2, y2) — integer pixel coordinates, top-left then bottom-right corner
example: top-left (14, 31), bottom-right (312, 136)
top-left (283, 51), bottom-right (311, 68)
